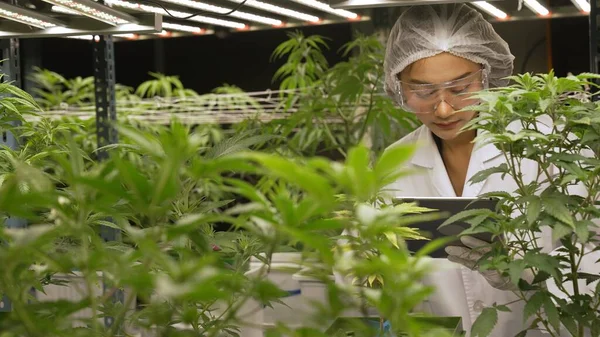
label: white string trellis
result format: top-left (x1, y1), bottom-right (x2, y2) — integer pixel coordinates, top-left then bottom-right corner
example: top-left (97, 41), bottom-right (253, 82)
top-left (25, 88), bottom-right (384, 125)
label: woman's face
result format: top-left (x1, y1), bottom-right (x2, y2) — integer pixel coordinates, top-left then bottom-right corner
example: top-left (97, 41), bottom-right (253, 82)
top-left (399, 53), bottom-right (483, 141)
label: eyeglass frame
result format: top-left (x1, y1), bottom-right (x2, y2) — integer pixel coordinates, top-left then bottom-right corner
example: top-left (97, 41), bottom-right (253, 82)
top-left (394, 68), bottom-right (489, 114)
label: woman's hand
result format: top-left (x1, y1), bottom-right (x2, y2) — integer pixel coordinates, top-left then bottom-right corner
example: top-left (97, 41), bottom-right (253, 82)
top-left (445, 236), bottom-right (534, 291)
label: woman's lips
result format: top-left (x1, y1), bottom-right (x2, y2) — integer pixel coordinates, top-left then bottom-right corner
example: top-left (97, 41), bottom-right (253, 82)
top-left (434, 121), bottom-right (460, 130)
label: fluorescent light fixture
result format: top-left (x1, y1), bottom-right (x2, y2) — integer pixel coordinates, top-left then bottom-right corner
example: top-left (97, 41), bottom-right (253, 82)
top-left (159, 0), bottom-right (281, 26)
top-left (51, 5), bottom-right (79, 14)
top-left (290, 0), bottom-right (358, 19)
top-left (114, 32), bottom-right (137, 38)
top-left (571, 0), bottom-right (590, 13)
top-left (67, 34), bottom-right (94, 39)
top-left (162, 22), bottom-right (203, 33)
top-left (329, 0), bottom-right (508, 8)
top-left (224, 0), bottom-right (319, 22)
top-left (39, 0), bottom-right (138, 25)
top-left (105, 0), bottom-right (246, 29)
top-left (471, 1), bottom-right (508, 19)
top-left (0, 13), bottom-right (160, 38)
top-left (0, 2), bottom-right (66, 28)
top-left (154, 29), bottom-right (171, 37)
top-left (522, 0), bottom-right (550, 16)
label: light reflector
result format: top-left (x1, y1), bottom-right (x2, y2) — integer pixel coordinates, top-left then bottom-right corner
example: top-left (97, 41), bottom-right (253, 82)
top-left (40, 0), bottom-right (138, 25)
top-left (523, 0), bottom-right (550, 16)
top-left (290, 0), bottom-right (358, 19)
top-left (471, 1), bottom-right (508, 19)
top-left (160, 0), bottom-right (282, 25)
top-left (224, 0), bottom-right (319, 22)
top-left (571, 0), bottom-right (590, 13)
top-left (0, 2), bottom-right (66, 28)
top-left (105, 0), bottom-right (246, 29)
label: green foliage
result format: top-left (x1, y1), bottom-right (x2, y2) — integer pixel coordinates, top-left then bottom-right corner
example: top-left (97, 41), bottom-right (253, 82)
top-left (271, 31), bottom-right (329, 92)
top-left (471, 308), bottom-right (498, 337)
top-left (256, 32), bottom-right (418, 158)
top-left (446, 72), bottom-right (600, 336)
top-left (135, 72), bottom-right (198, 98)
top-left (0, 67), bottom-right (450, 337)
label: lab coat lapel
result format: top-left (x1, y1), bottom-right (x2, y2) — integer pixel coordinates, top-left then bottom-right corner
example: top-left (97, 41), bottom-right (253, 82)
top-left (410, 127), bottom-right (457, 197)
top-left (462, 131), bottom-right (503, 197)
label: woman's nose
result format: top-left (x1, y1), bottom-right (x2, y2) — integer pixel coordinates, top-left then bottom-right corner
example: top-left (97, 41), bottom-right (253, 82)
top-left (434, 100), bottom-right (455, 119)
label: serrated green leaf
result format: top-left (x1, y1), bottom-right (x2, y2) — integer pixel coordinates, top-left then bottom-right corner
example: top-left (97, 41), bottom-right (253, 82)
top-left (469, 164), bottom-right (508, 184)
top-left (543, 198), bottom-right (575, 228)
top-left (383, 231), bottom-right (399, 249)
top-left (552, 223), bottom-right (573, 242)
top-left (527, 197), bottom-right (541, 225)
top-left (465, 214), bottom-right (490, 228)
top-left (524, 253), bottom-right (560, 279)
top-left (575, 220), bottom-right (593, 243)
top-left (509, 260), bottom-right (526, 286)
top-left (495, 304), bottom-right (511, 312)
top-left (439, 208), bottom-right (495, 229)
top-left (471, 307), bottom-right (498, 337)
top-left (543, 296), bottom-right (560, 333)
top-left (560, 314), bottom-right (578, 336)
top-left (523, 292), bottom-right (544, 322)
top-left (375, 143), bottom-right (415, 182)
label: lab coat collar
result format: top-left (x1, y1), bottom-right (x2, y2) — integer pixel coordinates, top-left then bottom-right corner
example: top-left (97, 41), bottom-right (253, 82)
top-left (410, 126), bottom-right (502, 169)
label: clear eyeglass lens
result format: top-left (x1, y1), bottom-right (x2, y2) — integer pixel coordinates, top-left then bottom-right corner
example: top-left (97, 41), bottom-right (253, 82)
top-left (398, 70), bottom-right (486, 114)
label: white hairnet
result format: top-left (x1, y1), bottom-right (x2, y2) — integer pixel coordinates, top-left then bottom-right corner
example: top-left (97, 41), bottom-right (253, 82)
top-left (384, 3), bottom-right (514, 103)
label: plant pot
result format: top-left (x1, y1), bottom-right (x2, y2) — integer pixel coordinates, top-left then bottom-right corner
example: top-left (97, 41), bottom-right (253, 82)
top-left (291, 266), bottom-right (334, 324)
top-left (141, 266), bottom-right (264, 337)
top-left (35, 271), bottom-right (136, 328)
top-left (325, 315), bottom-right (464, 337)
top-left (249, 252), bottom-right (303, 327)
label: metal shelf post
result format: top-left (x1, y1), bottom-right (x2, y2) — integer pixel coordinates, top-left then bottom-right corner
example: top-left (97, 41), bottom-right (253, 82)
top-left (590, 0), bottom-right (600, 100)
top-left (0, 36), bottom-right (26, 313)
top-left (92, 33), bottom-right (124, 329)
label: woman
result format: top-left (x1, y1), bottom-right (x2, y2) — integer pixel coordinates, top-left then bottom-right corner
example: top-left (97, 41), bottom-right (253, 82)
top-left (381, 4), bottom-right (548, 337)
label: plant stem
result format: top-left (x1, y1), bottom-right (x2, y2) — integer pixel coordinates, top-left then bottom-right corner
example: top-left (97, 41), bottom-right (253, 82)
top-left (358, 73), bottom-right (382, 142)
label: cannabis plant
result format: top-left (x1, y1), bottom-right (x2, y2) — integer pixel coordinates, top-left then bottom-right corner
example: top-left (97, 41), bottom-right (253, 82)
top-left (135, 72), bottom-right (199, 98)
top-left (262, 31), bottom-right (418, 159)
top-left (0, 69), bottom-right (451, 337)
top-left (444, 72), bottom-right (600, 337)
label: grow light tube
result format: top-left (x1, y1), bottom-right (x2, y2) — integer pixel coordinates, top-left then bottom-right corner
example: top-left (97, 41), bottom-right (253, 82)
top-left (51, 5), bottom-right (79, 14)
top-left (162, 22), bottom-right (203, 33)
top-left (471, 1), bottom-right (508, 19)
top-left (39, 0), bottom-right (138, 25)
top-left (0, 2), bottom-right (66, 28)
top-left (67, 34), bottom-right (94, 39)
top-left (159, 0), bottom-right (281, 26)
top-left (105, 0), bottom-right (246, 29)
top-left (571, 0), bottom-right (590, 13)
top-left (290, 0), bottom-right (358, 19)
top-left (224, 0), bottom-right (319, 23)
top-left (114, 32), bottom-right (137, 38)
top-left (522, 0), bottom-right (550, 16)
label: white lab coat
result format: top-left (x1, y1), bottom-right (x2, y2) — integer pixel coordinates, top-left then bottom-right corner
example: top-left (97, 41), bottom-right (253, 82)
top-left (383, 124), bottom-right (555, 337)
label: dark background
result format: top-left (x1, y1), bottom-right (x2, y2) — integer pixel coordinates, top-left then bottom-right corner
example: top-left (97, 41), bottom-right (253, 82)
top-left (22, 15), bottom-right (590, 94)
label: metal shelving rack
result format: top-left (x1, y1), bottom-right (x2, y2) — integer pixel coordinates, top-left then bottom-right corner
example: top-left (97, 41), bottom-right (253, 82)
top-left (0, 33), bottom-right (123, 319)
top-left (591, 0), bottom-right (600, 99)
top-left (0, 5), bottom-right (135, 325)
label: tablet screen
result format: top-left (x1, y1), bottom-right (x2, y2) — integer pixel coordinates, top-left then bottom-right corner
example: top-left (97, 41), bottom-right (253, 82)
top-left (392, 197), bottom-right (497, 258)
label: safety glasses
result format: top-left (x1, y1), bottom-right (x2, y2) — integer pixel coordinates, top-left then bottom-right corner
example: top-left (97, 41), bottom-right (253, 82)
top-left (395, 69), bottom-right (488, 114)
